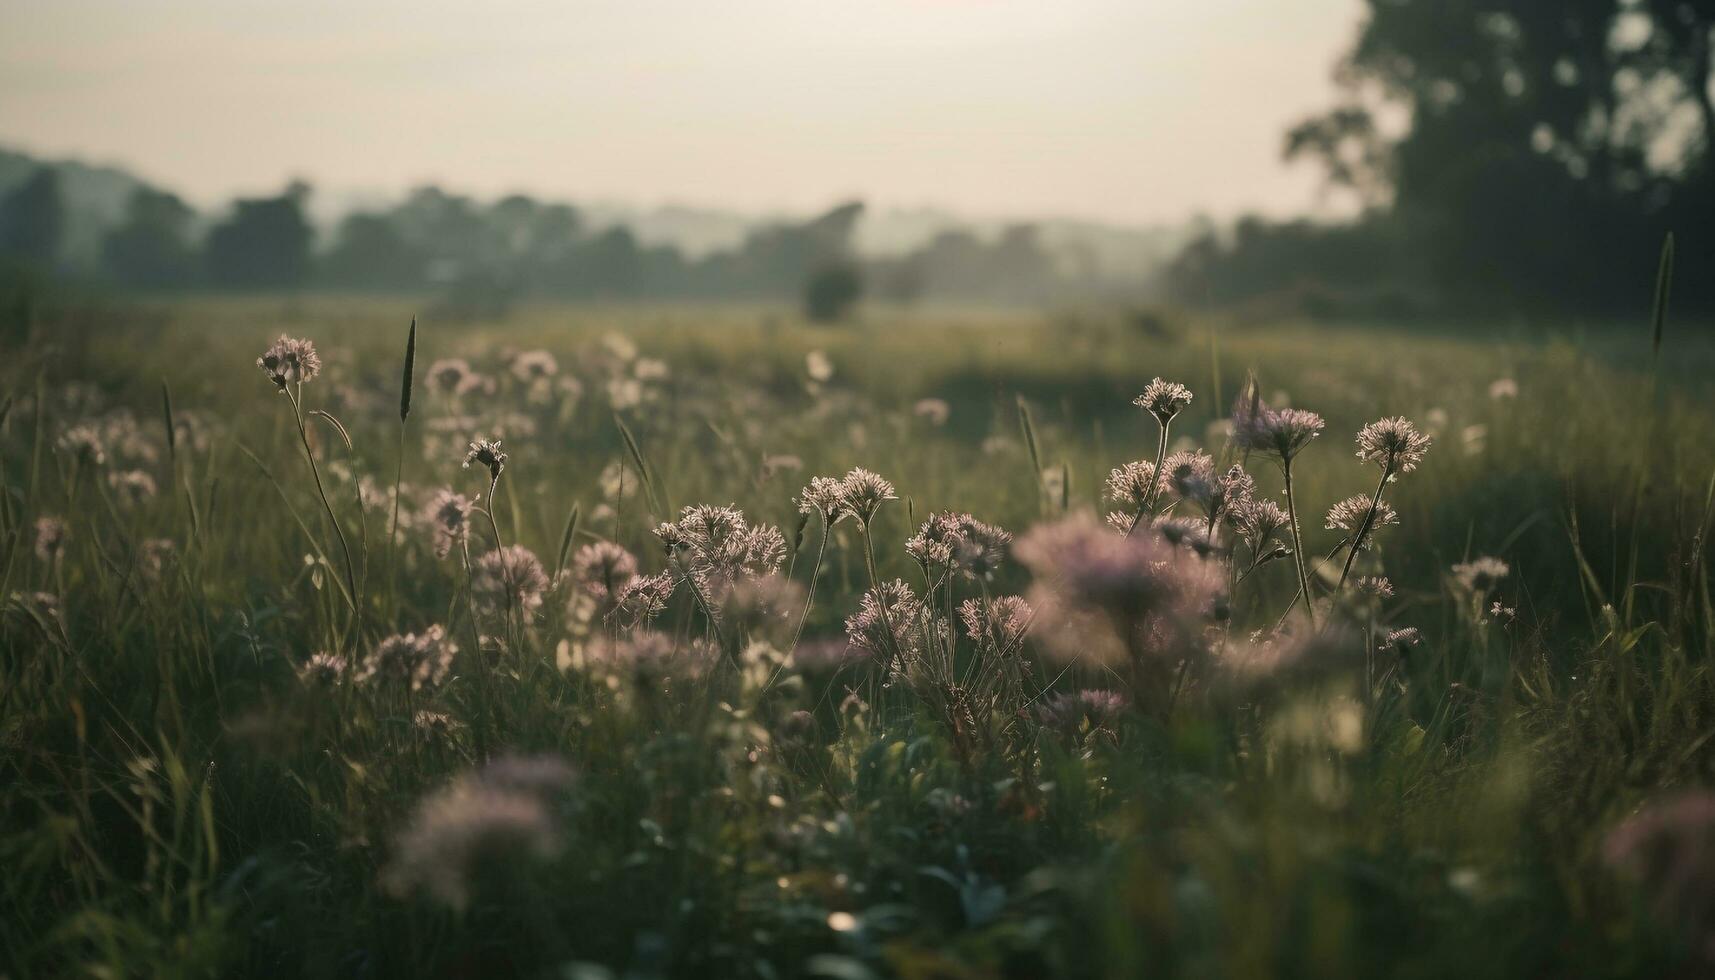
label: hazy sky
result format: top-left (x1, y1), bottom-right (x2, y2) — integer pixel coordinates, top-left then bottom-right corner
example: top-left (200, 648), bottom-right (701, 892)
top-left (0, 0), bottom-right (1362, 225)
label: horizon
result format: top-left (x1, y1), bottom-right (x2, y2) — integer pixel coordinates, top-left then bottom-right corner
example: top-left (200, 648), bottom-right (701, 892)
top-left (1, 0), bottom-right (1363, 229)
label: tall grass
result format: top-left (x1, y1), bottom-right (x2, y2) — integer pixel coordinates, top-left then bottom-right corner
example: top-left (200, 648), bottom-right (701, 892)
top-left (3, 298), bottom-right (1715, 977)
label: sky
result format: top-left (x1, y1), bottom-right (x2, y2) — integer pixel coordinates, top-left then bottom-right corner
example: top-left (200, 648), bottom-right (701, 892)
top-left (0, 0), bottom-right (1363, 227)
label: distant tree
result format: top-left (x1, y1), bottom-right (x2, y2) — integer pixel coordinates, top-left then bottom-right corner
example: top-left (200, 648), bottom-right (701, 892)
top-left (1282, 0), bottom-right (1715, 312)
top-left (205, 182), bottom-right (314, 289)
top-left (0, 168), bottom-right (66, 268)
top-left (101, 188), bottom-right (197, 288)
top-left (803, 261), bottom-right (863, 323)
top-left (321, 212), bottom-right (424, 290)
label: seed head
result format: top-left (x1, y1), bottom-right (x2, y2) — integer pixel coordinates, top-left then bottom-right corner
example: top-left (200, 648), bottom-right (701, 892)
top-left (570, 541), bottom-right (638, 607)
top-left (1161, 451), bottom-right (1215, 505)
top-left (1325, 495), bottom-right (1399, 547)
top-left (836, 468), bottom-right (896, 524)
top-left (34, 517), bottom-right (67, 563)
top-left (845, 579), bottom-right (922, 661)
top-left (358, 625), bottom-right (457, 691)
top-left (474, 546), bottom-right (550, 617)
top-left (905, 512), bottom-right (1012, 579)
top-left (297, 651), bottom-right (348, 687)
top-left (463, 437), bottom-right (507, 482)
top-left (957, 595), bottom-right (1033, 652)
top-left (1451, 556), bottom-right (1510, 596)
top-left (1232, 389), bottom-right (1324, 460)
top-left (1134, 378), bottom-right (1193, 426)
top-left (1356, 417), bottom-right (1431, 475)
top-left (796, 476), bottom-right (848, 520)
top-left (423, 488), bottom-right (476, 559)
top-left (257, 336), bottom-right (321, 388)
top-left (1104, 460), bottom-right (1159, 511)
top-left (1229, 496), bottom-right (1289, 554)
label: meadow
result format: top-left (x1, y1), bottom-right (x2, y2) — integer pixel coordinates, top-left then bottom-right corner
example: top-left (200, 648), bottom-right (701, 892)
top-left (4, 295), bottom-right (1715, 978)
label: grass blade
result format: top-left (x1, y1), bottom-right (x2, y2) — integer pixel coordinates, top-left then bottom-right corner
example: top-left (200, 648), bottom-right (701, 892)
top-left (1651, 231), bottom-right (1675, 361)
top-left (400, 316), bottom-right (417, 422)
top-left (554, 502), bottom-right (581, 580)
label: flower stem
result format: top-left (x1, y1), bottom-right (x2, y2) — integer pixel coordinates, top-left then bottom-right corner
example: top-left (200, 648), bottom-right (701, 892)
top-left (1281, 455), bottom-right (1316, 629)
top-left (1335, 464), bottom-right (1393, 595)
top-left (286, 385), bottom-right (359, 621)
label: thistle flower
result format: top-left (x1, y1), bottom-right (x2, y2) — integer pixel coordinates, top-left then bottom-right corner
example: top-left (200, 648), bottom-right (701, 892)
top-left (383, 755), bottom-right (575, 910)
top-left (1353, 576), bottom-right (1394, 600)
top-left (913, 398), bottom-right (951, 426)
top-left (1012, 512), bottom-right (1226, 671)
top-left (1451, 556), bottom-right (1510, 596)
top-left (463, 437), bottom-right (507, 483)
top-left (1104, 460), bottom-right (1159, 511)
top-left (845, 580), bottom-right (922, 661)
top-left (1603, 792), bottom-right (1715, 965)
top-left (509, 350), bottom-right (558, 381)
top-left (297, 651), bottom-right (348, 687)
top-left (1325, 495), bottom-right (1399, 547)
top-left (56, 425), bottom-right (107, 466)
top-left (958, 595), bottom-right (1033, 652)
top-left (1035, 689), bottom-right (1129, 740)
top-left (108, 470), bottom-right (158, 506)
top-left (34, 517), bottom-right (66, 563)
top-left (611, 572), bottom-right (676, 625)
top-left (570, 541), bottom-right (639, 607)
top-left (423, 488), bottom-right (475, 559)
top-left (1160, 451), bottom-right (1215, 505)
top-left (1380, 627), bottom-right (1421, 653)
top-left (257, 336), bottom-right (321, 388)
top-left (357, 625), bottom-right (457, 691)
top-left (1229, 496), bottom-right (1289, 554)
top-left (836, 468), bottom-right (896, 524)
top-left (1232, 390), bottom-right (1324, 461)
top-left (905, 512), bottom-right (1012, 579)
top-left (796, 476), bottom-right (848, 521)
top-left (1134, 378), bottom-right (1193, 426)
top-left (427, 358), bottom-right (485, 396)
top-left (474, 546), bottom-right (550, 617)
top-left (1356, 417), bottom-right (1432, 475)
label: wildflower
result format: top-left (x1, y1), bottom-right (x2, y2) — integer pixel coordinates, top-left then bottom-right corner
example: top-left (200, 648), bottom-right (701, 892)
top-left (790, 637), bottom-right (872, 674)
top-left (611, 572), bottom-right (676, 625)
top-left (1160, 451), bottom-right (1215, 506)
top-left (137, 538), bottom-right (177, 581)
top-left (34, 517), bottom-right (66, 563)
top-left (427, 358), bottom-right (482, 395)
top-left (1451, 556), bottom-right (1510, 596)
top-left (721, 573), bottom-right (806, 637)
top-left (1217, 622), bottom-right (1362, 696)
top-left (570, 541), bottom-right (638, 607)
top-left (257, 336), bottom-right (321, 388)
top-left (913, 398), bottom-right (950, 426)
top-left (509, 350), bottom-right (558, 381)
top-left (760, 454), bottom-right (802, 479)
top-left (413, 710), bottom-right (464, 743)
top-left (1013, 512), bottom-right (1226, 672)
top-left (1488, 378), bottom-right (1518, 400)
top-left (1134, 378), bottom-right (1193, 426)
top-left (474, 546), bottom-right (550, 617)
top-left (836, 468), bottom-right (895, 524)
top-left (383, 755), bottom-right (575, 910)
top-left (1156, 516), bottom-right (1217, 557)
top-left (583, 631), bottom-right (717, 683)
top-left (1104, 460), bottom-right (1159, 511)
top-left (601, 332), bottom-right (638, 362)
top-left (56, 425), bottom-right (107, 466)
top-left (108, 470), bottom-right (158, 506)
top-left (1380, 627), bottom-right (1421, 653)
top-left (1207, 464), bottom-right (1257, 522)
top-left (357, 626), bottom-right (457, 691)
top-left (462, 437), bottom-right (506, 483)
top-left (607, 377), bottom-right (643, 409)
top-left (905, 512), bottom-right (1012, 579)
top-left (805, 350), bottom-right (834, 383)
top-left (1232, 389), bottom-right (1324, 460)
top-left (1355, 417), bottom-right (1432, 475)
top-left (1603, 792), bottom-right (1715, 965)
top-left (1353, 576), bottom-right (1394, 600)
top-left (1229, 496), bottom-right (1289, 554)
top-left (634, 357), bottom-right (669, 381)
top-left (1036, 689), bottom-right (1129, 740)
top-left (845, 580), bottom-right (922, 661)
top-left (297, 651), bottom-right (348, 687)
top-left (1325, 495), bottom-right (1399, 547)
top-left (423, 488), bottom-right (475, 559)
top-left (795, 476), bottom-right (848, 521)
top-left (958, 595), bottom-right (1033, 652)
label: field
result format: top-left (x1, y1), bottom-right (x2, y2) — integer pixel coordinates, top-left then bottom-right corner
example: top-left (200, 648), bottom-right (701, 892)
top-left (5, 295), bottom-right (1715, 978)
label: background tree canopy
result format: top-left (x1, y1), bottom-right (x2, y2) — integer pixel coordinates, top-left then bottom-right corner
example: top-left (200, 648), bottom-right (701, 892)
top-left (1172, 0), bottom-right (1715, 317)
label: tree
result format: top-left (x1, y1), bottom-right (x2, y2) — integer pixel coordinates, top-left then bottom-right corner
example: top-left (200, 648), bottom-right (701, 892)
top-left (803, 262), bottom-right (863, 322)
top-left (0, 168), bottom-right (66, 267)
top-left (205, 182), bottom-right (314, 289)
top-left (101, 188), bottom-right (197, 288)
top-left (1283, 0), bottom-right (1715, 313)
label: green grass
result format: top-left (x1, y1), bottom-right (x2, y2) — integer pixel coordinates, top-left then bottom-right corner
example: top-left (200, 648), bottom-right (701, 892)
top-left (3, 296), bottom-right (1714, 978)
